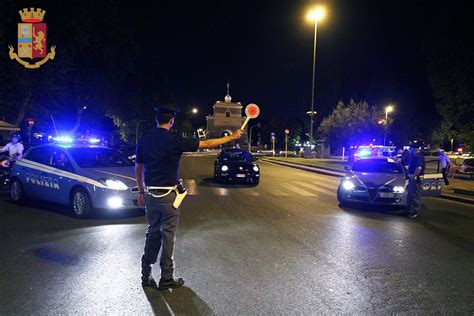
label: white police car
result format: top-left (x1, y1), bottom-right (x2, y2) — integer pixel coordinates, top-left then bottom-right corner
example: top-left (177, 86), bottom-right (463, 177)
top-left (337, 157), bottom-right (443, 207)
top-left (10, 143), bottom-right (139, 217)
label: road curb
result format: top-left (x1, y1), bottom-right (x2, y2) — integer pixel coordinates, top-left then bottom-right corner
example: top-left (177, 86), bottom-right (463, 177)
top-left (261, 158), bottom-right (344, 178)
top-left (439, 193), bottom-right (474, 205)
top-left (264, 157), bottom-right (344, 173)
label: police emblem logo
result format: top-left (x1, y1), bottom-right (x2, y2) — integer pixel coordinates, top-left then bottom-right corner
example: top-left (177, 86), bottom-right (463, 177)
top-left (8, 8), bottom-right (56, 69)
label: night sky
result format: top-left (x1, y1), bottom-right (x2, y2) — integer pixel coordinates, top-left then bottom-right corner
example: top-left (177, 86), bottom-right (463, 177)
top-left (2, 0), bottom-right (466, 142)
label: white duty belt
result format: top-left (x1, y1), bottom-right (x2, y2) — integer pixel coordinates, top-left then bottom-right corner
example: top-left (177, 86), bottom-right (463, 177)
top-left (145, 182), bottom-right (188, 209)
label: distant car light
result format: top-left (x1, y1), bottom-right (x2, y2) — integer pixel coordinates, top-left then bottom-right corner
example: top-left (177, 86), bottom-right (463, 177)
top-left (253, 166), bottom-right (259, 172)
top-left (221, 165), bottom-right (229, 172)
top-left (393, 186), bottom-right (405, 193)
top-left (342, 180), bottom-right (355, 191)
top-left (107, 196), bottom-right (123, 208)
top-left (99, 178), bottom-right (128, 191)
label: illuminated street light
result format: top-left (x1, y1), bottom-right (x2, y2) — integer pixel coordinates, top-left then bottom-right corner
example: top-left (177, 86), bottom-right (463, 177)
top-left (384, 105), bottom-right (395, 146)
top-left (306, 7), bottom-right (326, 22)
top-left (192, 107), bottom-right (198, 114)
top-left (306, 5), bottom-right (326, 148)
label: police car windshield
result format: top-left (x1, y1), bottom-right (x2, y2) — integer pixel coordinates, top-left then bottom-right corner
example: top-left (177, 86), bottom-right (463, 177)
top-left (68, 148), bottom-right (132, 168)
top-left (221, 151), bottom-right (254, 162)
top-left (352, 159), bottom-right (403, 174)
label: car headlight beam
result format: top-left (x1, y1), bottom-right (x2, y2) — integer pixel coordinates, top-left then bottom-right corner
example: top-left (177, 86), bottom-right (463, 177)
top-left (253, 165), bottom-right (259, 172)
top-left (342, 180), bottom-right (355, 191)
top-left (221, 165), bottom-right (229, 172)
top-left (393, 186), bottom-right (405, 193)
top-left (107, 196), bottom-right (123, 208)
top-left (99, 178), bottom-right (128, 191)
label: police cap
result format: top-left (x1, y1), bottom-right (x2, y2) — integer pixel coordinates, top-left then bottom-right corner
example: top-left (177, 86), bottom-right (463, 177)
top-left (154, 103), bottom-right (180, 116)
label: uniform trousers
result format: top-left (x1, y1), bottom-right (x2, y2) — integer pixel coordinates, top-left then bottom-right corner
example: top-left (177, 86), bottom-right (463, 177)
top-left (406, 176), bottom-right (422, 215)
top-left (142, 192), bottom-right (180, 280)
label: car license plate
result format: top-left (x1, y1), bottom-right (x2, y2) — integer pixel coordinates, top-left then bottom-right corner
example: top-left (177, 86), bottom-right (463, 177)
top-left (380, 192), bottom-right (395, 198)
top-left (236, 174), bottom-right (246, 178)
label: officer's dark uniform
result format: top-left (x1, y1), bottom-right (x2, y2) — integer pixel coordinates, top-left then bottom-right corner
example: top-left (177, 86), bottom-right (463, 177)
top-left (136, 105), bottom-right (199, 287)
top-left (406, 149), bottom-right (425, 216)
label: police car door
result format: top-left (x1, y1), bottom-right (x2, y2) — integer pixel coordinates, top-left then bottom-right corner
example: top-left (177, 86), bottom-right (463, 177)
top-left (42, 147), bottom-right (75, 205)
top-left (20, 146), bottom-right (53, 198)
top-left (420, 174), bottom-right (443, 197)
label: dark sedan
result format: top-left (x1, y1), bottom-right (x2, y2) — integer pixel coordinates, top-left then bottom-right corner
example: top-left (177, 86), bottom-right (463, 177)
top-left (214, 148), bottom-right (260, 184)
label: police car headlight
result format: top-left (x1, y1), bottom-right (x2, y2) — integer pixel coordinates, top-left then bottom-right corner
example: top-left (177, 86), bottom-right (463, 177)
top-left (253, 165), bottom-right (259, 172)
top-left (107, 196), bottom-right (123, 208)
top-left (221, 165), bottom-right (229, 172)
top-left (393, 186), bottom-right (405, 193)
top-left (342, 180), bottom-right (355, 191)
top-left (99, 178), bottom-right (128, 191)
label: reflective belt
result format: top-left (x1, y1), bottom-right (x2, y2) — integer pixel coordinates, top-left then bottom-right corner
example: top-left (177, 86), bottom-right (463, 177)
top-left (145, 185), bottom-right (176, 198)
top-left (145, 183), bottom-right (188, 209)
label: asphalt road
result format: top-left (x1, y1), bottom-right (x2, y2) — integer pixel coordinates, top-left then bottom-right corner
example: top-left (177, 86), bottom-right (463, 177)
top-left (1, 155), bottom-right (474, 314)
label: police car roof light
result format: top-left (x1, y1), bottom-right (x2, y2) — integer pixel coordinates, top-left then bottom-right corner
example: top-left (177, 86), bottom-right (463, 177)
top-left (53, 136), bottom-right (74, 143)
top-left (88, 138), bottom-right (101, 144)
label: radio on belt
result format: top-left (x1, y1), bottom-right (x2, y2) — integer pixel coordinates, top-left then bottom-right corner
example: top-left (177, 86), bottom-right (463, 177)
top-left (173, 179), bottom-right (187, 209)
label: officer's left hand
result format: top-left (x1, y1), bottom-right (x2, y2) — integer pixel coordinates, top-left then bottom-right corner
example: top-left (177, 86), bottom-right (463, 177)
top-left (138, 194), bottom-right (145, 207)
top-left (232, 129), bottom-right (244, 140)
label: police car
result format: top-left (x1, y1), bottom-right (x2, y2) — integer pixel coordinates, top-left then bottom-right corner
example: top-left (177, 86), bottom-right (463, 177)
top-left (337, 157), bottom-right (443, 207)
top-left (10, 143), bottom-right (139, 217)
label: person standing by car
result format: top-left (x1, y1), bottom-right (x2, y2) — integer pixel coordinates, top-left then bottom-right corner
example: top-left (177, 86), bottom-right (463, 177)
top-left (438, 149), bottom-right (451, 185)
top-left (405, 146), bottom-right (425, 219)
top-left (1, 133), bottom-right (24, 160)
top-left (135, 103), bottom-right (243, 289)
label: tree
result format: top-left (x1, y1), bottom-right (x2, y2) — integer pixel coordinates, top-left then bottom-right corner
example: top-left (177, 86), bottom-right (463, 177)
top-left (317, 99), bottom-right (385, 154)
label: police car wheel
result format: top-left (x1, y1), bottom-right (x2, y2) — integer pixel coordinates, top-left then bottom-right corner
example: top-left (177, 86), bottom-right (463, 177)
top-left (71, 188), bottom-right (92, 218)
top-left (10, 179), bottom-right (24, 203)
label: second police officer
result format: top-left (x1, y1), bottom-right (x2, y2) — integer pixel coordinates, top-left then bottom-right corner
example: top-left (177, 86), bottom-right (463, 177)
top-left (135, 103), bottom-right (243, 289)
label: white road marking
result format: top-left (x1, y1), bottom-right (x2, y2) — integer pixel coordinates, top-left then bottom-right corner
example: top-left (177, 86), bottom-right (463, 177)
top-left (212, 188), bottom-right (230, 196)
top-left (284, 183), bottom-right (318, 197)
top-left (238, 188), bottom-right (260, 196)
top-left (293, 181), bottom-right (336, 197)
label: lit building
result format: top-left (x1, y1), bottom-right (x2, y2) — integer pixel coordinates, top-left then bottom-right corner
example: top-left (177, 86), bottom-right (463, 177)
top-left (206, 83), bottom-right (248, 145)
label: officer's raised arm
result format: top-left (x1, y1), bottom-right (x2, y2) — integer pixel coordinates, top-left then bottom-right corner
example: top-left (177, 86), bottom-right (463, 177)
top-left (198, 129), bottom-right (244, 149)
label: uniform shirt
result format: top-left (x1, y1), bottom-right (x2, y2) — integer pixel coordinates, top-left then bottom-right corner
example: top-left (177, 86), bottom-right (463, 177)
top-left (1, 142), bottom-right (24, 157)
top-left (136, 128), bottom-right (199, 186)
top-left (408, 152), bottom-right (425, 175)
top-left (438, 154), bottom-right (451, 169)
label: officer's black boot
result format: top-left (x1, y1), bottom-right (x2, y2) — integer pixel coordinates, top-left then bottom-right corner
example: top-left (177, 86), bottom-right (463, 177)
top-left (158, 277), bottom-right (185, 290)
top-left (141, 259), bottom-right (157, 288)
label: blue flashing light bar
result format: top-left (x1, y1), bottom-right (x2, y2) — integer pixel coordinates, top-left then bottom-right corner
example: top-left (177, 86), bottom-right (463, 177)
top-left (358, 148), bottom-right (372, 158)
top-left (53, 136), bottom-right (74, 143)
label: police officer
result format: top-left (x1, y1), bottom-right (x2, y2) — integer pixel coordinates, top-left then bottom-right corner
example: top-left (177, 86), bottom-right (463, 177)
top-left (135, 103), bottom-right (243, 289)
top-left (405, 145), bottom-right (425, 219)
top-left (1, 133), bottom-right (24, 160)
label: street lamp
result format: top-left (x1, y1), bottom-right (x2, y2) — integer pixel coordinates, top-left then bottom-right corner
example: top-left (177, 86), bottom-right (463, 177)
top-left (192, 107), bottom-right (198, 114)
top-left (248, 123), bottom-right (261, 152)
top-left (383, 105), bottom-right (394, 146)
top-left (306, 6), bottom-right (326, 147)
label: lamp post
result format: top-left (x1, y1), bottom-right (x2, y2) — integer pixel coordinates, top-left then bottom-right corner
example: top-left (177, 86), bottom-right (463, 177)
top-left (136, 119), bottom-right (147, 145)
top-left (248, 123), bottom-right (260, 152)
top-left (383, 105), bottom-right (394, 146)
top-left (306, 6), bottom-right (326, 147)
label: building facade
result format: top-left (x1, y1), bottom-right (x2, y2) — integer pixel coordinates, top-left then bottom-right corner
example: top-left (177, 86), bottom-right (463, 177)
top-left (206, 84), bottom-right (248, 145)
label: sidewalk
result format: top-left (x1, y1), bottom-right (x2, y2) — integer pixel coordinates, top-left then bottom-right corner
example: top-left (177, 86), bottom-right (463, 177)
top-left (441, 178), bottom-right (474, 204)
top-left (262, 157), bottom-right (474, 205)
